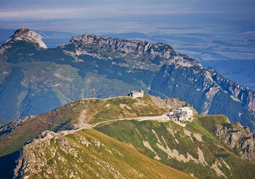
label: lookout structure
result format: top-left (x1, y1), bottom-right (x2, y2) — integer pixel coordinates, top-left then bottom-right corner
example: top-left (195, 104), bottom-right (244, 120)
top-left (128, 90), bottom-right (144, 98)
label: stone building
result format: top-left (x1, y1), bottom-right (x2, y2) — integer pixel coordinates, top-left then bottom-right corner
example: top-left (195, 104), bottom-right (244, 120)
top-left (128, 90), bottom-right (144, 98)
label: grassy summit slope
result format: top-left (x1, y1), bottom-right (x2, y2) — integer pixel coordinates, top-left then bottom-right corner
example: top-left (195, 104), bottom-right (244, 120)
top-left (14, 129), bottom-right (196, 179)
top-left (1, 94), bottom-right (255, 179)
top-left (95, 115), bottom-right (255, 179)
top-left (0, 95), bottom-right (184, 156)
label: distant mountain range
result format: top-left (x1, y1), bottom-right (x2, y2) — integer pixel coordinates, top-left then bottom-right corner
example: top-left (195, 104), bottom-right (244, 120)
top-left (1, 29), bottom-right (254, 91)
top-left (0, 28), bottom-right (254, 130)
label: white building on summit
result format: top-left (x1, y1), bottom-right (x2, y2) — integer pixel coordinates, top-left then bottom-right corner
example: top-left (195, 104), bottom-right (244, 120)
top-left (168, 107), bottom-right (193, 122)
top-left (128, 90), bottom-right (144, 98)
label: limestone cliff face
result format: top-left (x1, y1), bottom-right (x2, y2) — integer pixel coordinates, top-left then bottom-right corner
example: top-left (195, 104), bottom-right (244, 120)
top-left (150, 61), bottom-right (255, 130)
top-left (70, 34), bottom-right (174, 58)
top-left (208, 68), bottom-right (255, 113)
top-left (149, 95), bottom-right (197, 113)
top-left (216, 123), bottom-right (255, 162)
top-left (0, 28), bottom-right (47, 53)
top-left (68, 34), bottom-right (201, 68)
top-left (14, 130), bottom-right (61, 178)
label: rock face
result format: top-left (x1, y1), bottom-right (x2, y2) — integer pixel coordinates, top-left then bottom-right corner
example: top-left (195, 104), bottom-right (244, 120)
top-left (68, 34), bottom-right (201, 68)
top-left (216, 122), bottom-right (255, 162)
top-left (151, 63), bottom-right (255, 130)
top-left (149, 95), bottom-right (192, 111)
top-left (14, 130), bottom-right (60, 178)
top-left (70, 34), bottom-right (175, 59)
top-left (0, 28), bottom-right (47, 53)
top-left (208, 68), bottom-right (255, 113)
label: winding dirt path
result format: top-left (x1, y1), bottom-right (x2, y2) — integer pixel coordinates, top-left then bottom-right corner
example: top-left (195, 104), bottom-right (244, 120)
top-left (55, 113), bottom-right (186, 137)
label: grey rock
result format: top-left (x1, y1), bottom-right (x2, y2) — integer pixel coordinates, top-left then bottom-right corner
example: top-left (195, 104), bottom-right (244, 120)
top-left (0, 28), bottom-right (47, 53)
top-left (216, 123), bottom-right (255, 162)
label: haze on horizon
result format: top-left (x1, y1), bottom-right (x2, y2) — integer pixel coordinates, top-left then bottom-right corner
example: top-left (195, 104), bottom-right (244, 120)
top-left (0, 0), bottom-right (255, 34)
top-left (1, 0), bottom-right (255, 90)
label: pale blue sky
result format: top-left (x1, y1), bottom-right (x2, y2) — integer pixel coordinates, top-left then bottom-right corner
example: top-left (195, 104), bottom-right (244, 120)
top-left (0, 0), bottom-right (255, 34)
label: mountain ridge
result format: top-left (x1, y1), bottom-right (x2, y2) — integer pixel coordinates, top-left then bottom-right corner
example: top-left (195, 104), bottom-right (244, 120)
top-left (13, 129), bottom-right (196, 179)
top-left (1, 94), bottom-right (254, 179)
top-left (0, 94), bottom-right (184, 157)
top-left (66, 33), bottom-right (202, 69)
top-left (0, 28), bottom-right (254, 131)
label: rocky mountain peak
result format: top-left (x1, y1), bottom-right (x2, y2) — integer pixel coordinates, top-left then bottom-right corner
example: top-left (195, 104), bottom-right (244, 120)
top-left (69, 34), bottom-right (178, 60)
top-left (67, 34), bottom-right (203, 69)
top-left (1, 28), bottom-right (47, 49)
top-left (14, 27), bottom-right (31, 35)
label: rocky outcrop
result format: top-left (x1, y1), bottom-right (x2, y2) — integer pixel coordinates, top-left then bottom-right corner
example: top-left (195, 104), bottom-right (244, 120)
top-left (208, 68), bottom-right (255, 113)
top-left (14, 130), bottom-right (60, 178)
top-left (68, 34), bottom-right (201, 68)
top-left (0, 28), bottom-right (47, 53)
top-left (13, 128), bottom-right (193, 179)
top-left (149, 95), bottom-right (197, 112)
top-left (216, 122), bottom-right (255, 162)
top-left (69, 34), bottom-right (174, 58)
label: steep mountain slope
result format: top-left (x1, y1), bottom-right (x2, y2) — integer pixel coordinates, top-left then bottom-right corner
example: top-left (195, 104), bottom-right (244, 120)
top-left (0, 95), bottom-right (254, 179)
top-left (202, 60), bottom-right (255, 91)
top-left (0, 28), bottom-right (254, 130)
top-left (13, 129), bottom-right (195, 179)
top-left (151, 65), bottom-right (255, 129)
top-left (0, 95), bottom-right (188, 178)
top-left (0, 95), bottom-right (182, 156)
top-left (96, 115), bottom-right (255, 179)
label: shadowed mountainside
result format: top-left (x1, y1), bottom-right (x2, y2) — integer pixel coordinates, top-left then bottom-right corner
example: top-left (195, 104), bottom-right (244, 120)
top-left (0, 28), bottom-right (254, 130)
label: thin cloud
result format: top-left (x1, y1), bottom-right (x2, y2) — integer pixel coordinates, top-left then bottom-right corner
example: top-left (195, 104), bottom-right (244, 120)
top-left (0, 0), bottom-right (254, 34)
top-left (0, 2), bottom-right (223, 21)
